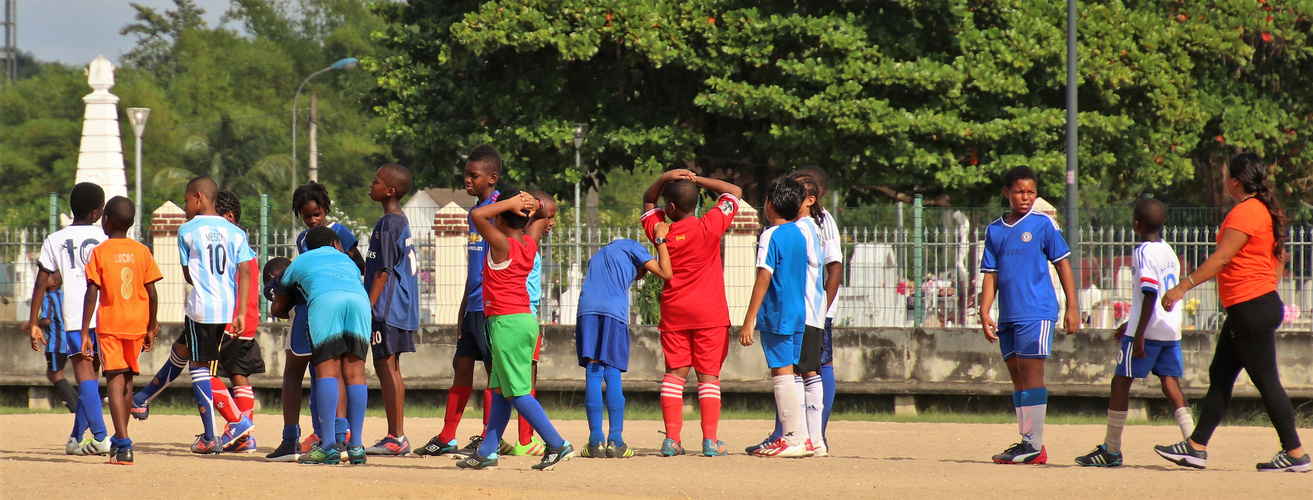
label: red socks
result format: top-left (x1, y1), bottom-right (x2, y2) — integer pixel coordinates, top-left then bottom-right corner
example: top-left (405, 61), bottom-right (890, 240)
top-left (660, 374), bottom-right (686, 443)
top-left (482, 389), bottom-right (492, 437)
top-left (210, 378), bottom-right (241, 423)
top-left (518, 388), bottom-right (536, 445)
top-left (698, 381), bottom-right (722, 442)
top-left (437, 385), bottom-right (473, 444)
top-left (234, 385), bottom-right (255, 421)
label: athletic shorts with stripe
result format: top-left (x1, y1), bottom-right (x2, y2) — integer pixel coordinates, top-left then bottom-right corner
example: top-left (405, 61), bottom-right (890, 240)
top-left (997, 320), bottom-right (1053, 361)
top-left (1115, 337), bottom-right (1183, 378)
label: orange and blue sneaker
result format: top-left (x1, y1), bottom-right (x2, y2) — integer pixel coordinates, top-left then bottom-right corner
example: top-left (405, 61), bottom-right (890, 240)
top-left (702, 439), bottom-right (728, 457)
top-left (130, 400), bottom-right (150, 421)
top-left (219, 416), bottom-right (254, 450)
top-left (511, 437), bottom-right (546, 456)
top-left (364, 435), bottom-right (411, 456)
top-left (190, 435), bottom-right (221, 454)
top-left (299, 433), bottom-right (320, 454)
top-left (660, 437), bottom-right (685, 457)
top-left (226, 436), bottom-right (257, 453)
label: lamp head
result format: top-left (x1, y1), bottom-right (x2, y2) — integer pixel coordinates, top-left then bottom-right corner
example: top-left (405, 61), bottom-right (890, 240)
top-left (126, 107), bottom-right (151, 137)
top-left (572, 123), bottom-right (589, 149)
top-left (330, 57), bottom-right (360, 71)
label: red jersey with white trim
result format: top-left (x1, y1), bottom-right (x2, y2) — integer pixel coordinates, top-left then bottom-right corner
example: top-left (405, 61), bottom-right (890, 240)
top-left (482, 234), bottom-right (537, 317)
top-left (227, 259), bottom-right (260, 339)
top-left (641, 193), bottom-right (740, 332)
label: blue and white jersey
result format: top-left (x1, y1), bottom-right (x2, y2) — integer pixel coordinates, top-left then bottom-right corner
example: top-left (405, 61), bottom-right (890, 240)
top-left (980, 209), bottom-right (1070, 324)
top-left (795, 217), bottom-right (827, 329)
top-left (820, 208), bottom-right (843, 319)
top-left (38, 224), bottom-right (105, 331)
top-left (366, 213), bottom-right (419, 330)
top-left (1128, 240), bottom-right (1183, 342)
top-left (465, 191), bottom-right (499, 312)
top-left (296, 222), bottom-right (360, 255)
top-left (178, 215), bottom-right (255, 324)
top-left (755, 223), bottom-right (808, 336)
top-left (528, 254), bottom-right (542, 316)
top-left (40, 290), bottom-right (66, 354)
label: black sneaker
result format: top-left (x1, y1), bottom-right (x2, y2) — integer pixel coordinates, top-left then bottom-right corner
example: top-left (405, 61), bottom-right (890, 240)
top-left (414, 436), bottom-right (459, 457)
top-left (1154, 440), bottom-right (1207, 469)
top-left (532, 442), bottom-right (575, 470)
top-left (455, 451), bottom-right (498, 470)
top-left (110, 445), bottom-right (134, 465)
top-left (264, 439), bottom-right (301, 462)
top-left (992, 442), bottom-right (1046, 464)
top-left (1256, 450), bottom-right (1312, 473)
top-left (1074, 444), bottom-right (1123, 467)
top-left (449, 435), bottom-right (483, 460)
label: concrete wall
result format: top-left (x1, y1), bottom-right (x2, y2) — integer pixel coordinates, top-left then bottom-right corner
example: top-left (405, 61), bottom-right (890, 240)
top-left (5, 322), bottom-right (1311, 401)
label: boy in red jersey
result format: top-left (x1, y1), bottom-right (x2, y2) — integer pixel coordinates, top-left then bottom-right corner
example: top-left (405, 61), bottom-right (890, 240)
top-left (214, 191), bottom-right (264, 452)
top-left (640, 169), bottom-right (743, 457)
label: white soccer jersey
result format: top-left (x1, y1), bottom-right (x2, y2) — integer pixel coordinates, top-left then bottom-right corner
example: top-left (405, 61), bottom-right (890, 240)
top-left (821, 208), bottom-right (842, 319)
top-left (795, 216), bottom-right (826, 328)
top-left (38, 225), bottom-right (106, 331)
top-left (177, 215), bottom-right (256, 324)
top-left (1127, 240), bottom-right (1183, 342)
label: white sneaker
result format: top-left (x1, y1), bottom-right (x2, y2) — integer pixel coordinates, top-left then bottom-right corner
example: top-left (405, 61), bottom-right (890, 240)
top-left (752, 437), bottom-right (813, 458)
top-left (811, 439), bottom-right (829, 457)
top-left (65, 436), bottom-right (83, 455)
top-left (78, 436), bottom-right (111, 456)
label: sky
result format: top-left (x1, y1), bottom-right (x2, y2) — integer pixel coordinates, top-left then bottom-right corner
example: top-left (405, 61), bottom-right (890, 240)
top-left (14, 0), bottom-right (230, 66)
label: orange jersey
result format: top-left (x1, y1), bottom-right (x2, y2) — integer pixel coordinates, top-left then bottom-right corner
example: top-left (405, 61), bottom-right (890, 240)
top-left (85, 238), bottom-right (163, 337)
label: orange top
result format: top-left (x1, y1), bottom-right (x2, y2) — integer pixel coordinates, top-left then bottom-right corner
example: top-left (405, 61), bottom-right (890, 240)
top-left (1216, 198), bottom-right (1280, 308)
top-left (85, 238), bottom-right (163, 337)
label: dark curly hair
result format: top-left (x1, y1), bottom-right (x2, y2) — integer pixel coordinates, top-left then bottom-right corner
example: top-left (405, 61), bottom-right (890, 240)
top-left (216, 190), bottom-right (242, 224)
top-left (292, 181), bottom-right (332, 216)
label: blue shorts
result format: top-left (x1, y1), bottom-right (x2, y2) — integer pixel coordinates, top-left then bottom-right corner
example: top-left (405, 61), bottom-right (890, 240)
top-left (44, 327), bottom-right (74, 372)
top-left (371, 321), bottom-right (415, 359)
top-left (1115, 338), bottom-right (1183, 378)
top-left (820, 318), bottom-right (834, 365)
top-left (62, 328), bottom-right (99, 361)
top-left (998, 320), bottom-right (1053, 361)
top-left (575, 314), bottom-right (631, 371)
top-left (454, 310), bottom-right (491, 362)
top-left (287, 303), bottom-right (312, 357)
top-left (761, 331), bottom-right (803, 369)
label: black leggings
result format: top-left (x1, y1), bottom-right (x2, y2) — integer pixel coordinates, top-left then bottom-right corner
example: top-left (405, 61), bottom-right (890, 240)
top-left (1191, 292), bottom-right (1302, 451)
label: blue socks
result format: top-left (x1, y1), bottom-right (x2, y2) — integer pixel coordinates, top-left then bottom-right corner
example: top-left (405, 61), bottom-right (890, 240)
top-left (71, 392), bottom-right (89, 439)
top-left (307, 364), bottom-right (322, 439)
top-left (335, 417), bottom-right (348, 448)
top-left (821, 364), bottom-right (835, 437)
top-left (314, 377), bottom-right (340, 450)
top-left (189, 366), bottom-right (216, 441)
top-left (584, 363), bottom-right (605, 444)
top-left (347, 384), bottom-right (367, 448)
top-left (509, 395), bottom-right (563, 449)
top-left (478, 395), bottom-right (512, 457)
top-left (603, 365), bottom-right (626, 446)
top-left (282, 424), bottom-right (300, 443)
top-left (134, 349), bottom-right (187, 407)
top-left (77, 379), bottom-right (107, 441)
top-left (111, 436), bottom-right (132, 449)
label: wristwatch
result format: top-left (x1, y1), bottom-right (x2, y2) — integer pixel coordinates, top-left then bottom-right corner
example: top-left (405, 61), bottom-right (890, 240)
top-left (653, 237), bottom-right (668, 245)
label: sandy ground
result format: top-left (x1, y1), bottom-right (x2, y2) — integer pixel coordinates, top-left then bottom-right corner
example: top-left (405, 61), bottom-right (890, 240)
top-left (0, 413), bottom-right (1308, 499)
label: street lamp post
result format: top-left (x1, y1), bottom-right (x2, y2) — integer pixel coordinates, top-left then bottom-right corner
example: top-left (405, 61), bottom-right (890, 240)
top-left (126, 107), bottom-right (150, 241)
top-left (292, 57), bottom-right (358, 186)
top-left (572, 123), bottom-right (589, 269)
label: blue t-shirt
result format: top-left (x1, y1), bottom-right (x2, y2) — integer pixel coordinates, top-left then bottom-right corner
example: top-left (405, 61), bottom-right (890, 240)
top-left (578, 239), bottom-right (653, 324)
top-left (755, 223), bottom-right (808, 335)
top-left (465, 191), bottom-right (499, 312)
top-left (980, 210), bottom-right (1071, 323)
top-left (528, 254), bottom-right (541, 316)
top-left (279, 247), bottom-right (371, 344)
top-left (365, 213), bottom-right (419, 330)
top-left (292, 222), bottom-right (361, 339)
top-left (40, 290), bottom-right (65, 354)
top-left (177, 215), bottom-right (256, 324)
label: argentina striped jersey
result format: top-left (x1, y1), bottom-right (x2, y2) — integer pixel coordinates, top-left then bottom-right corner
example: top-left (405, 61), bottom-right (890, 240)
top-left (178, 215), bottom-right (256, 324)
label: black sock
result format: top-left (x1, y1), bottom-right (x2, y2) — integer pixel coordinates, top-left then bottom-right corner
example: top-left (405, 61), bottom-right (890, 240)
top-left (54, 379), bottom-right (78, 413)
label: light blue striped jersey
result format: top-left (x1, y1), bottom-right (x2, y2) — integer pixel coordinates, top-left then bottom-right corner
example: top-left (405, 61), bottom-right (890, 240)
top-left (177, 215), bottom-right (256, 324)
top-left (795, 217), bottom-right (827, 329)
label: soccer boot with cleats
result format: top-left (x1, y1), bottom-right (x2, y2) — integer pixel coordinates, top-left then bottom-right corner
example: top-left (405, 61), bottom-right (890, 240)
top-left (580, 441), bottom-right (606, 458)
top-left (364, 435), bottom-right (411, 456)
top-left (219, 415), bottom-right (255, 451)
top-left (190, 435), bottom-right (222, 454)
top-left (660, 437), bottom-right (686, 457)
top-left (298, 444), bottom-right (342, 465)
top-left (450, 435), bottom-right (484, 460)
top-left (1256, 450), bottom-right (1311, 472)
top-left (1154, 440), bottom-right (1206, 469)
top-left (109, 446), bottom-right (134, 465)
top-left (511, 437), bottom-right (546, 456)
top-left (79, 436), bottom-right (112, 456)
top-left (1075, 444), bottom-right (1123, 467)
top-left (226, 436), bottom-right (257, 453)
top-left (299, 432), bottom-right (320, 454)
top-left (532, 442), bottom-right (575, 470)
top-left (498, 439), bottom-right (514, 456)
top-left (348, 446), bottom-right (367, 465)
top-left (607, 440), bottom-right (635, 458)
top-left (752, 437), bottom-right (812, 458)
top-left (455, 451), bottom-right (498, 470)
top-left (703, 439), bottom-right (728, 457)
top-left (265, 439), bottom-right (300, 462)
top-left (810, 439), bottom-right (829, 458)
top-left (130, 398), bottom-right (149, 421)
top-left (414, 436), bottom-right (459, 457)
top-left (992, 442), bottom-right (1046, 464)
top-left (745, 434), bottom-right (777, 455)
top-left (66, 436), bottom-right (85, 455)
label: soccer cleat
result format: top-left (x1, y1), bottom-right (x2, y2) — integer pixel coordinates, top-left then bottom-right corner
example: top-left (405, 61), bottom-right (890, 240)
top-left (299, 433), bottom-right (320, 454)
top-left (79, 436), bottom-right (112, 456)
top-left (1256, 450), bottom-right (1311, 472)
top-left (109, 446), bottom-right (134, 465)
top-left (1075, 444), bottom-right (1123, 467)
top-left (455, 451), bottom-right (498, 470)
top-left (66, 436), bottom-right (84, 455)
top-left (265, 439), bottom-right (301, 462)
top-left (532, 442), bottom-right (575, 470)
top-left (744, 434), bottom-right (776, 455)
top-left (808, 439), bottom-right (829, 458)
top-left (498, 439), bottom-right (515, 456)
top-left (298, 444), bottom-right (342, 465)
top-left (751, 437), bottom-right (812, 458)
top-left (992, 442), bottom-right (1046, 465)
top-left (511, 437), bottom-right (546, 456)
top-left (1154, 441), bottom-right (1206, 469)
top-left (190, 435), bottom-right (222, 454)
top-left (226, 436), bottom-right (257, 453)
top-left (607, 440), bottom-right (635, 459)
top-left (219, 415), bottom-right (255, 451)
top-left (450, 435), bottom-right (484, 460)
top-left (348, 446), bottom-right (367, 465)
top-left (414, 436), bottom-right (459, 457)
top-left (660, 437), bottom-right (686, 457)
top-left (130, 400), bottom-right (150, 421)
top-left (580, 441), bottom-right (606, 458)
top-left (364, 435), bottom-right (411, 456)
top-left (703, 439), bottom-right (728, 457)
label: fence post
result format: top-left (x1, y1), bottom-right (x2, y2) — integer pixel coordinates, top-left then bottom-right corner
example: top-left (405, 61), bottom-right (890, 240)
top-left (260, 193), bottom-right (269, 318)
top-left (48, 192), bottom-right (58, 232)
top-left (913, 194), bottom-right (924, 327)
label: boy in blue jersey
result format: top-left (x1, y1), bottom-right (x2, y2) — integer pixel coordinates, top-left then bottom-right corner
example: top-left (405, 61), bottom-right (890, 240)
top-left (270, 226), bottom-right (372, 465)
top-left (36, 280), bottom-right (80, 413)
top-left (740, 177), bottom-right (814, 458)
top-left (979, 166), bottom-right (1080, 465)
top-left (576, 233), bottom-right (672, 458)
top-left (418, 144), bottom-right (501, 458)
top-left (363, 163), bottom-right (420, 456)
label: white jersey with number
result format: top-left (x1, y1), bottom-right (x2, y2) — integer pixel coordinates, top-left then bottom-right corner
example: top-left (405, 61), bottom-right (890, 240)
top-left (38, 225), bottom-right (107, 331)
top-left (1128, 240), bottom-right (1183, 342)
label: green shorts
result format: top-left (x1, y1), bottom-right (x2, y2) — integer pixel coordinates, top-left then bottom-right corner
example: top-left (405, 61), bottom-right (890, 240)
top-left (487, 313), bottom-right (539, 397)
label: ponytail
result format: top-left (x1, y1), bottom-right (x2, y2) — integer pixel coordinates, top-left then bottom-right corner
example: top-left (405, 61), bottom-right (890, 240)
top-left (1227, 153), bottom-right (1287, 258)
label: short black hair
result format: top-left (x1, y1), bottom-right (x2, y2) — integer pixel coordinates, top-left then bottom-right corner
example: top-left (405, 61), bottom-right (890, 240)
top-left (378, 163), bottom-right (413, 196)
top-left (467, 144), bottom-right (502, 176)
top-left (766, 176), bottom-right (805, 221)
top-left (1003, 166), bottom-right (1038, 189)
top-left (304, 225), bottom-right (340, 250)
top-left (103, 196), bottom-right (135, 228)
top-left (1133, 197), bottom-right (1167, 234)
top-left (662, 178), bottom-right (699, 213)
top-left (526, 188), bottom-right (556, 214)
top-left (292, 181), bottom-right (332, 215)
top-left (186, 176), bottom-right (219, 201)
top-left (496, 188), bottom-right (531, 229)
top-left (216, 190), bottom-right (241, 224)
top-left (263, 256), bottom-right (291, 278)
top-left (794, 165), bottom-right (829, 193)
top-left (70, 182), bottom-right (105, 219)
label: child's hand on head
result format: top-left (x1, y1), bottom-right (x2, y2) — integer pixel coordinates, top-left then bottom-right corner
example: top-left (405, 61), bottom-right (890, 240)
top-left (517, 192), bottom-right (537, 216)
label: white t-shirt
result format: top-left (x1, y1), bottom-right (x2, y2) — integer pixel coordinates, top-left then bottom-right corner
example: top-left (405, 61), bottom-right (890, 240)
top-left (38, 224), bottom-right (107, 331)
top-left (795, 217), bottom-right (826, 328)
top-left (1127, 240), bottom-right (1183, 342)
top-left (821, 208), bottom-right (842, 319)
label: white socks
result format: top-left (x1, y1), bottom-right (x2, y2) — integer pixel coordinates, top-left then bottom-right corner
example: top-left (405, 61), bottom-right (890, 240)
top-left (773, 375), bottom-right (803, 446)
top-left (1104, 409), bottom-right (1129, 454)
top-left (1019, 404), bottom-right (1046, 449)
top-left (804, 375), bottom-right (824, 445)
top-left (1174, 407), bottom-right (1195, 441)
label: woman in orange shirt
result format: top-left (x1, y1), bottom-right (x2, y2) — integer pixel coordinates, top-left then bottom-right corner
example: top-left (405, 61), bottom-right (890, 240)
top-left (1155, 153), bottom-right (1307, 472)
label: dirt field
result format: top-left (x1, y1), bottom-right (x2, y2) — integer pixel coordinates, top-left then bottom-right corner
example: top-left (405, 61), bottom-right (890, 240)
top-left (1, 413), bottom-right (1308, 498)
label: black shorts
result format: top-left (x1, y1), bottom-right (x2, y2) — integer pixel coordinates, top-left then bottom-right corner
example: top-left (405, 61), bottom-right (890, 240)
top-left (179, 318), bottom-right (224, 363)
top-left (217, 336), bottom-right (266, 378)
top-left (370, 320), bottom-right (415, 359)
top-left (794, 325), bottom-right (824, 374)
top-left (454, 310), bottom-right (491, 362)
top-left (313, 335), bottom-right (371, 366)
top-left (46, 352), bottom-right (69, 373)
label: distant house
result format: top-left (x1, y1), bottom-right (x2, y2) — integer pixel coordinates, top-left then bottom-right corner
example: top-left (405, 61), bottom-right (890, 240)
top-left (403, 188), bottom-right (477, 236)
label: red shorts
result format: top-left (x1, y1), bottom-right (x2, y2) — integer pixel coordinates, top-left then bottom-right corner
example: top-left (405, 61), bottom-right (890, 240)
top-left (99, 333), bottom-right (145, 376)
top-left (660, 326), bottom-right (729, 376)
top-left (532, 328), bottom-right (543, 362)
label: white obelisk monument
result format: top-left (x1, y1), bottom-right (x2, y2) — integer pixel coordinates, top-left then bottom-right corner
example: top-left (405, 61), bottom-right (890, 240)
top-left (73, 55), bottom-right (128, 207)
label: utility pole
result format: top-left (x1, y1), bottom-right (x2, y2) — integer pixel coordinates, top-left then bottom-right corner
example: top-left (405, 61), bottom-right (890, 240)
top-left (308, 91), bottom-right (318, 183)
top-left (1, 0), bottom-right (16, 82)
top-left (1065, 0), bottom-right (1081, 279)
